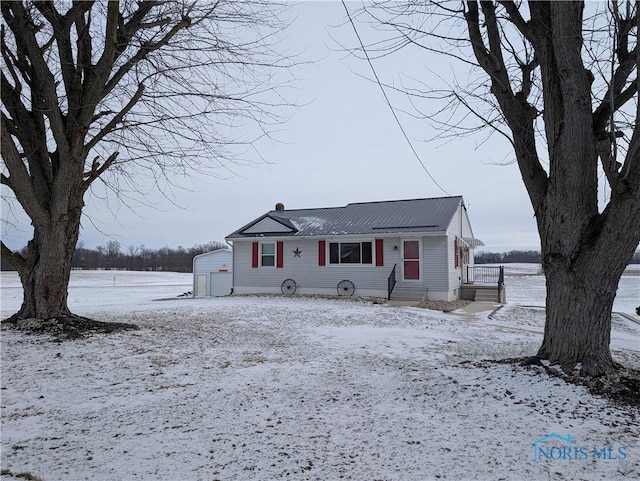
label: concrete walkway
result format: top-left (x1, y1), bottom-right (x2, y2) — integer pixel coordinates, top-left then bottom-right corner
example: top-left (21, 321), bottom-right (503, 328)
top-left (457, 301), bottom-right (502, 314)
top-left (386, 300), bottom-right (420, 307)
top-left (618, 311), bottom-right (640, 325)
top-left (386, 300), bottom-right (501, 314)
top-left (387, 300), bottom-right (640, 325)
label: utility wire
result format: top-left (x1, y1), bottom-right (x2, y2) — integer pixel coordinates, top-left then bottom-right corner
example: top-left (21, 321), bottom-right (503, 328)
top-left (608, 1), bottom-right (618, 173)
top-left (341, 1), bottom-right (450, 196)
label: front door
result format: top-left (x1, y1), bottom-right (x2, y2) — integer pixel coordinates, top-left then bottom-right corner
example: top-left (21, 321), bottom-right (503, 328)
top-left (402, 240), bottom-right (421, 281)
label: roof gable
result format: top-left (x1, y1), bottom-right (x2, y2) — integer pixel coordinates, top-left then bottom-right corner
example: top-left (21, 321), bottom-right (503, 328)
top-left (240, 214), bottom-right (298, 235)
top-left (227, 196), bottom-right (464, 239)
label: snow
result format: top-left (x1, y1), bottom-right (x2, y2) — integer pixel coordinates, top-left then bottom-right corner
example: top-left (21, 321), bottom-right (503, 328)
top-left (291, 216), bottom-right (329, 231)
top-left (500, 263), bottom-right (640, 314)
top-left (1, 267), bottom-right (639, 480)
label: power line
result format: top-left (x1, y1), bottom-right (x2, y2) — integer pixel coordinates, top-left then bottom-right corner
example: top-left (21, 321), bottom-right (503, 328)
top-left (341, 1), bottom-right (450, 196)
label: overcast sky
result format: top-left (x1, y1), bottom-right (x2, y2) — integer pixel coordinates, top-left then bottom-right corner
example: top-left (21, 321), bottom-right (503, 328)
top-left (2, 1), bottom-right (541, 253)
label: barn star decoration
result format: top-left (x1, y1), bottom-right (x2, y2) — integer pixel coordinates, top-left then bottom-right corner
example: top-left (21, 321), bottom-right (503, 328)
top-left (293, 247), bottom-right (302, 258)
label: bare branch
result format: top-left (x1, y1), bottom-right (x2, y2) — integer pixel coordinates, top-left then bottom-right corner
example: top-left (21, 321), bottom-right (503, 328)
top-left (1, 2), bottom-right (68, 151)
top-left (1, 114), bottom-right (48, 227)
top-left (497, 1), bottom-right (534, 42)
top-left (83, 151), bottom-right (119, 189)
top-left (1, 240), bottom-right (25, 270)
top-left (85, 83), bottom-right (145, 153)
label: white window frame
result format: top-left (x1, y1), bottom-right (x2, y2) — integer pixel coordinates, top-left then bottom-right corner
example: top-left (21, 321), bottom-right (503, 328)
top-left (260, 242), bottom-right (276, 268)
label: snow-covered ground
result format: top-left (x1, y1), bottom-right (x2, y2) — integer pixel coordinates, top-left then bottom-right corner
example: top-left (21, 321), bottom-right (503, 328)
top-left (1, 266), bottom-right (639, 480)
top-left (487, 263), bottom-right (639, 315)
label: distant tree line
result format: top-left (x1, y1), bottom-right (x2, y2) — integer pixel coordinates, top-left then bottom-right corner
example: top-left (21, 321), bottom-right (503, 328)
top-left (1, 241), bottom-right (228, 272)
top-left (475, 250), bottom-right (640, 265)
top-left (3, 246), bottom-right (638, 272)
top-left (474, 250), bottom-right (542, 264)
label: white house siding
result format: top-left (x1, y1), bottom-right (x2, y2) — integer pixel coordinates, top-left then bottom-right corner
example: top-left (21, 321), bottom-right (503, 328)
top-left (445, 203), bottom-right (479, 297)
top-left (192, 249), bottom-right (233, 297)
top-left (232, 238), bottom-right (398, 298)
top-left (232, 236), bottom-right (457, 300)
top-left (421, 235), bottom-right (452, 300)
top-left (445, 204), bottom-right (464, 297)
top-left (461, 207), bottom-right (475, 240)
top-left (460, 207), bottom-right (476, 269)
top-left (383, 235), bottom-right (451, 301)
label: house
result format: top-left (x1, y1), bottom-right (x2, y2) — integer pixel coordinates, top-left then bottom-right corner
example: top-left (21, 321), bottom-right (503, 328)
top-left (225, 196), bottom-right (500, 302)
top-left (532, 433), bottom-right (574, 462)
top-left (192, 248), bottom-right (233, 297)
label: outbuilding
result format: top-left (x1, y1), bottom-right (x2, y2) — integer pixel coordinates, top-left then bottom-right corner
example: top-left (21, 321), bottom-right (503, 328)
top-left (192, 248), bottom-right (233, 297)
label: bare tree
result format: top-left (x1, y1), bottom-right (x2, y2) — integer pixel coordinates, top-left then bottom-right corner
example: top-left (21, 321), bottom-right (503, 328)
top-left (1, 1), bottom-right (295, 321)
top-left (352, 1), bottom-right (640, 376)
top-left (104, 240), bottom-right (122, 259)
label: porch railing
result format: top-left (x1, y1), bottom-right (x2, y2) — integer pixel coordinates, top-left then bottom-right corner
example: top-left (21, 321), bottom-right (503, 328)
top-left (387, 264), bottom-right (397, 300)
top-left (464, 265), bottom-right (504, 288)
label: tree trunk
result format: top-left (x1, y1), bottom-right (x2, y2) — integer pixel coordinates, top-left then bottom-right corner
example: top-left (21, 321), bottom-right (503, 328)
top-left (539, 261), bottom-right (616, 376)
top-left (14, 207), bottom-right (82, 320)
top-left (536, 206), bottom-right (639, 377)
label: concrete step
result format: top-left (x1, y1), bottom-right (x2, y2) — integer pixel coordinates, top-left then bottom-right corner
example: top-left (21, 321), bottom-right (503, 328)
top-left (390, 286), bottom-right (426, 302)
top-left (474, 290), bottom-right (499, 302)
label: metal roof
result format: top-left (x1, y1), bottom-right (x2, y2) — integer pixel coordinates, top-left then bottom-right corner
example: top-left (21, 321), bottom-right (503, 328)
top-left (226, 196), bottom-right (465, 239)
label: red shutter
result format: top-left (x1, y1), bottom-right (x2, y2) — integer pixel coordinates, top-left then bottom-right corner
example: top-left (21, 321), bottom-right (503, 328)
top-left (318, 240), bottom-right (326, 266)
top-left (375, 239), bottom-right (384, 266)
top-left (277, 241), bottom-right (284, 268)
top-left (454, 238), bottom-right (459, 268)
top-left (252, 242), bottom-right (259, 268)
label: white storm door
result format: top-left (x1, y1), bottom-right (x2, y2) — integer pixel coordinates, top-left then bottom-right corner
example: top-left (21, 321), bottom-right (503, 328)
top-left (402, 240), bottom-right (421, 281)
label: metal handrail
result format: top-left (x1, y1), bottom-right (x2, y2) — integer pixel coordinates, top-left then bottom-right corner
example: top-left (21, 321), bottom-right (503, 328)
top-left (464, 265), bottom-right (504, 286)
top-left (464, 265), bottom-right (505, 302)
top-left (387, 264), bottom-right (397, 300)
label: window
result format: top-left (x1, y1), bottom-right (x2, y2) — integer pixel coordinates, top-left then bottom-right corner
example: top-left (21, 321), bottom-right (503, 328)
top-left (261, 243), bottom-right (275, 267)
top-left (252, 241), bottom-right (283, 268)
top-left (328, 241), bottom-right (373, 265)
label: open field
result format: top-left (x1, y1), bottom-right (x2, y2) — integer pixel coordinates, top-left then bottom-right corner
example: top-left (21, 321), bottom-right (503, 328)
top-left (1, 267), bottom-right (639, 480)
